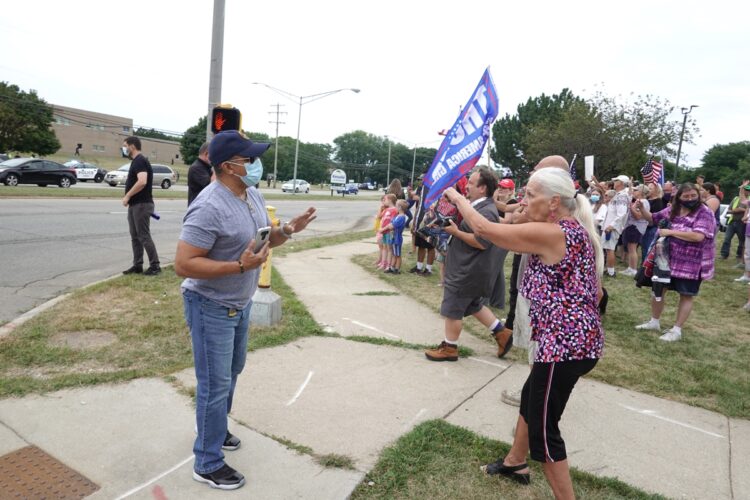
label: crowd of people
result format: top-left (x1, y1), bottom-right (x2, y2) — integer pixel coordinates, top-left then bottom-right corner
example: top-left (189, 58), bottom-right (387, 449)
top-left (370, 159), bottom-right (750, 497)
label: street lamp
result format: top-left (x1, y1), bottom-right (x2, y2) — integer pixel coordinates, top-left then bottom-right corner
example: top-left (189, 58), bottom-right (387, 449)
top-left (674, 104), bottom-right (698, 182)
top-left (252, 83), bottom-right (360, 194)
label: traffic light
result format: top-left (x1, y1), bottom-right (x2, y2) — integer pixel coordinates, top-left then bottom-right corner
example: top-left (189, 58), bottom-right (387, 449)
top-left (211, 106), bottom-right (242, 133)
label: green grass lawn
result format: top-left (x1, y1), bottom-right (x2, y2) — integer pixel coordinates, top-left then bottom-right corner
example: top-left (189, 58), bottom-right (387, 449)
top-left (352, 238), bottom-right (750, 418)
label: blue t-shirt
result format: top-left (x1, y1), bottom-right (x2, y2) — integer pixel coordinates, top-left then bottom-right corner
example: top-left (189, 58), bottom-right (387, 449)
top-left (391, 213), bottom-right (407, 246)
top-left (180, 181), bottom-right (271, 309)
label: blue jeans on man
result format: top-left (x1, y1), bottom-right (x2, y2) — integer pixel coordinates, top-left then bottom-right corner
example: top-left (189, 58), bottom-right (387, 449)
top-left (183, 289), bottom-right (252, 474)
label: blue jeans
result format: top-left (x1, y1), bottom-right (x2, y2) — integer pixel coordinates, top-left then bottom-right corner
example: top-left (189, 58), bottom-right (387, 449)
top-left (183, 289), bottom-right (252, 474)
top-left (721, 220), bottom-right (746, 259)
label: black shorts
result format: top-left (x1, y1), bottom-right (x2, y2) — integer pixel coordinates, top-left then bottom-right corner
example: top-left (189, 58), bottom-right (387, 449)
top-left (520, 359), bottom-right (598, 463)
top-left (668, 277), bottom-right (702, 296)
top-left (622, 225), bottom-right (644, 246)
top-left (440, 286), bottom-right (484, 320)
top-left (414, 233), bottom-right (435, 249)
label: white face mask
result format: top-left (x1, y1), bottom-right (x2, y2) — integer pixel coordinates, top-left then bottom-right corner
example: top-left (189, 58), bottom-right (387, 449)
top-left (122, 146), bottom-right (130, 157)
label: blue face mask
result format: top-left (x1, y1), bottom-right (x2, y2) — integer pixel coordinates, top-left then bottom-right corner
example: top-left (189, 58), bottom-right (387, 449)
top-left (232, 158), bottom-right (263, 187)
top-left (590, 194), bottom-right (600, 203)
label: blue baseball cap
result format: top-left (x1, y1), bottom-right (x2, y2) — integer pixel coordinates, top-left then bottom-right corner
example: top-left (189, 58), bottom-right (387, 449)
top-left (208, 131), bottom-right (271, 167)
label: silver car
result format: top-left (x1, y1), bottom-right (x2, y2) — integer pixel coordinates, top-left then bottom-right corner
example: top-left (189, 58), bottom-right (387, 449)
top-left (105, 163), bottom-right (177, 189)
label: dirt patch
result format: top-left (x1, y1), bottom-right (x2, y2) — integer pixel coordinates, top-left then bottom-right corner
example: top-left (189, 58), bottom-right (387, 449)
top-left (49, 330), bottom-right (118, 350)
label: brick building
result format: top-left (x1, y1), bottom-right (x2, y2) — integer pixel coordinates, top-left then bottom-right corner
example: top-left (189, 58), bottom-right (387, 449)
top-left (51, 104), bottom-right (181, 163)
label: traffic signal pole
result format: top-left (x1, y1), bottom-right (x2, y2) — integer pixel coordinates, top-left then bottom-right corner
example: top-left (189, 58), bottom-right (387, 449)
top-left (206, 0), bottom-right (225, 141)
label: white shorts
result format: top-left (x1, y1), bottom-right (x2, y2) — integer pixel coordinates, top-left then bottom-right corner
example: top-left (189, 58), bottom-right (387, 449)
top-left (601, 230), bottom-right (620, 251)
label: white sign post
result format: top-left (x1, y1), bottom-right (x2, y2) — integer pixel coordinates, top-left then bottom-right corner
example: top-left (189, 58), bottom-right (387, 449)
top-left (584, 155), bottom-right (595, 181)
top-left (330, 169), bottom-right (346, 196)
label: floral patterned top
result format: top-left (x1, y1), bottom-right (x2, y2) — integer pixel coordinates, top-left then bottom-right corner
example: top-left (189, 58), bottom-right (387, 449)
top-left (520, 219), bottom-right (604, 363)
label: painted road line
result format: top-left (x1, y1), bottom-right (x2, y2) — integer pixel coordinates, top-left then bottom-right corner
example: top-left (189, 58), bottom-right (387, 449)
top-left (114, 454), bottom-right (194, 499)
top-left (286, 371), bottom-right (314, 406)
top-left (619, 404), bottom-right (725, 439)
top-left (342, 317), bottom-right (401, 340)
top-left (468, 357), bottom-right (506, 368)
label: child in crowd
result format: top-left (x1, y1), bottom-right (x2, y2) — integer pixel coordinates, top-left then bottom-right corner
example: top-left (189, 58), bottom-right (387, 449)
top-left (381, 200), bottom-right (409, 273)
top-left (377, 194), bottom-right (398, 269)
top-left (374, 195), bottom-right (386, 266)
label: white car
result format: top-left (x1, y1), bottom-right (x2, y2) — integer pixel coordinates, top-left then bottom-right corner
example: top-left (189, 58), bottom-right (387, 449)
top-left (281, 179), bottom-right (310, 193)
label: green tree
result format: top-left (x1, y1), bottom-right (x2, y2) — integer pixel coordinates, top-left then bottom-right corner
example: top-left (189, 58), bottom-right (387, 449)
top-left (696, 142), bottom-right (750, 198)
top-left (492, 88), bottom-right (584, 179)
top-left (0, 82), bottom-right (61, 155)
top-left (180, 116), bottom-right (207, 165)
top-left (134, 127), bottom-right (180, 142)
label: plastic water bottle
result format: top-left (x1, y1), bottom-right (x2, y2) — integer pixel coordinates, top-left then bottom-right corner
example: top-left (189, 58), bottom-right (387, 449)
top-left (605, 231), bottom-right (611, 241)
top-left (150, 212), bottom-right (160, 220)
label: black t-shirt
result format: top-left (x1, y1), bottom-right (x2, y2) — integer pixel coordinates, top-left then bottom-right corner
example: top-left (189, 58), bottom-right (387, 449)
top-left (125, 154), bottom-right (154, 205)
top-left (187, 158), bottom-right (212, 205)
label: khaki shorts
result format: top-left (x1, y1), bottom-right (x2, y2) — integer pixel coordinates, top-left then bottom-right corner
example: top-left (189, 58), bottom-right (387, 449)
top-left (601, 230), bottom-right (620, 251)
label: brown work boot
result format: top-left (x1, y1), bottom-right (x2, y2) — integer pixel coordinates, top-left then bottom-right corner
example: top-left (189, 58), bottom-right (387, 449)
top-left (425, 341), bottom-right (459, 362)
top-left (493, 328), bottom-right (513, 358)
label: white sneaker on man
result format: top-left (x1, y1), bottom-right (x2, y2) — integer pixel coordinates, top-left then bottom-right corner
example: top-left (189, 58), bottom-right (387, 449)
top-left (734, 275), bottom-right (750, 283)
top-left (659, 327), bottom-right (682, 342)
top-left (635, 319), bottom-right (660, 331)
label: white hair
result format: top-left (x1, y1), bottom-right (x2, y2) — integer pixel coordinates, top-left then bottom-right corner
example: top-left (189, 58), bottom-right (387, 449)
top-left (528, 168), bottom-right (604, 277)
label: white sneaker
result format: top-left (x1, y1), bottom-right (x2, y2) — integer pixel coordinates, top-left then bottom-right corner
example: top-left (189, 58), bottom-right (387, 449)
top-left (659, 328), bottom-right (682, 342)
top-left (635, 320), bottom-right (660, 331)
top-left (734, 275), bottom-right (750, 283)
top-left (621, 268), bottom-right (636, 276)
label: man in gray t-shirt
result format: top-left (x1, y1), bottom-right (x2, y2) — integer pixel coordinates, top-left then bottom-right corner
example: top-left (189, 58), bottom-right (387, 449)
top-left (175, 131), bottom-right (316, 490)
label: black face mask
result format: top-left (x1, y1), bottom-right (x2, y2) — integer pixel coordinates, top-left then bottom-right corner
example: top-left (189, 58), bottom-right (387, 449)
top-left (681, 199), bottom-right (700, 210)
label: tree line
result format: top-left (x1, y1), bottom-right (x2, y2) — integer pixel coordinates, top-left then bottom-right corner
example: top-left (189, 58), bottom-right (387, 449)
top-left (2, 79), bottom-right (747, 196)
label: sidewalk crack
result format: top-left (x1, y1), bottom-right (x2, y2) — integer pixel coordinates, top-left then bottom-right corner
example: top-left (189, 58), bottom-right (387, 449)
top-left (0, 417), bottom-right (31, 448)
top-left (728, 416), bottom-right (735, 499)
top-left (442, 362), bottom-right (515, 420)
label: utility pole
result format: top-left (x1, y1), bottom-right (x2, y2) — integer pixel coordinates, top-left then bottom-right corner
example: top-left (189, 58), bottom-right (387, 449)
top-left (268, 103), bottom-right (286, 189)
top-left (386, 137), bottom-right (391, 187)
top-left (206, 0), bottom-right (225, 141)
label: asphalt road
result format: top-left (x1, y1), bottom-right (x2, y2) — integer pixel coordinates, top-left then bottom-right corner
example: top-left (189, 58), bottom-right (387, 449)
top-left (0, 197), bottom-right (376, 324)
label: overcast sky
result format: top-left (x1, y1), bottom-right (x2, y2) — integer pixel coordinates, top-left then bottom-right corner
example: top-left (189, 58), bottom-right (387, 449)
top-left (1, 0), bottom-right (748, 168)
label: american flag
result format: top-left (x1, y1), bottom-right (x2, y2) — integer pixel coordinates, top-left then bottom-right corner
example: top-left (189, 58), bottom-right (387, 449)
top-left (641, 157), bottom-right (664, 185)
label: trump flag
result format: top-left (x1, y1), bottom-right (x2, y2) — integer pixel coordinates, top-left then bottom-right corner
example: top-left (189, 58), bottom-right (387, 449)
top-left (423, 68), bottom-right (499, 206)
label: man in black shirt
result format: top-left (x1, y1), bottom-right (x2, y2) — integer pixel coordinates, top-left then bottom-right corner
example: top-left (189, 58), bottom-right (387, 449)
top-left (187, 142), bottom-right (213, 205)
top-left (122, 136), bottom-right (161, 276)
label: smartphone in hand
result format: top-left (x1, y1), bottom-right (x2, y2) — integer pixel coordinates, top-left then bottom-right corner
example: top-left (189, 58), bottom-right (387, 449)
top-left (253, 226), bottom-right (272, 252)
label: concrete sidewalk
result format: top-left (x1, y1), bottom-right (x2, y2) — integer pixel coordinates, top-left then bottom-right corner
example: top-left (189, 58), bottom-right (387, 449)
top-left (0, 238), bottom-right (747, 499)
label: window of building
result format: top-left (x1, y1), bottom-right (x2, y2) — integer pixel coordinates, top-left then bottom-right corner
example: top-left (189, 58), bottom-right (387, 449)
top-left (122, 126), bottom-right (130, 132)
top-left (92, 145), bottom-right (105, 152)
top-left (54, 116), bottom-right (71, 126)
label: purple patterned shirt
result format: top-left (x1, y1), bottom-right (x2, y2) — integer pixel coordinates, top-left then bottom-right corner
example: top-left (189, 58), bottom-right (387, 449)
top-left (651, 205), bottom-right (716, 281)
top-left (520, 220), bottom-right (604, 363)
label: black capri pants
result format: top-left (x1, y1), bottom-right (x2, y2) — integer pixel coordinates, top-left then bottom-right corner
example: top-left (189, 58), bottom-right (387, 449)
top-left (520, 359), bottom-right (598, 463)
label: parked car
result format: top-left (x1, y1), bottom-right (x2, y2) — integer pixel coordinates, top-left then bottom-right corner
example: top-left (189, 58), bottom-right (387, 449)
top-left (281, 179), bottom-right (310, 193)
top-left (0, 158), bottom-right (77, 188)
top-left (105, 163), bottom-right (177, 189)
top-left (336, 182), bottom-right (359, 195)
top-left (64, 160), bottom-right (107, 183)
top-left (719, 204), bottom-right (729, 232)
top-left (358, 182), bottom-right (376, 190)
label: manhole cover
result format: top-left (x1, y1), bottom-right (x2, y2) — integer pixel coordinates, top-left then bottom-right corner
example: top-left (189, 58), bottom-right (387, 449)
top-left (0, 445), bottom-right (99, 498)
top-left (49, 330), bottom-right (118, 350)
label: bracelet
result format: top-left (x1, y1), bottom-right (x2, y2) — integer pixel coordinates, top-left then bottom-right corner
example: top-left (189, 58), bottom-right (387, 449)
top-left (281, 223), bottom-right (293, 239)
top-left (238, 260), bottom-right (245, 274)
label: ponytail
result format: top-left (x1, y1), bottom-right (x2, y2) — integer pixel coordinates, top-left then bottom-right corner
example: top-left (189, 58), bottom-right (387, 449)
top-left (573, 194), bottom-right (604, 277)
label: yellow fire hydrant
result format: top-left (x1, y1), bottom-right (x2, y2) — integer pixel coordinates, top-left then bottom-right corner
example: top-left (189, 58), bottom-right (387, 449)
top-left (258, 205), bottom-right (278, 289)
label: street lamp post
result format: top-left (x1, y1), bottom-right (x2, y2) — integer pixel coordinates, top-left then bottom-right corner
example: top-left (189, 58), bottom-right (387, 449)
top-left (252, 83), bottom-right (360, 194)
top-left (674, 105), bottom-right (698, 182)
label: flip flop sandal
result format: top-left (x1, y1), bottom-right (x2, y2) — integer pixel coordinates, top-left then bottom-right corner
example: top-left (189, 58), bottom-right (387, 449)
top-left (480, 457), bottom-right (531, 485)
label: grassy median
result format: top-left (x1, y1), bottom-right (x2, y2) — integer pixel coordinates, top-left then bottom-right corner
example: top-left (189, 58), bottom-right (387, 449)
top-left (352, 240), bottom-right (750, 419)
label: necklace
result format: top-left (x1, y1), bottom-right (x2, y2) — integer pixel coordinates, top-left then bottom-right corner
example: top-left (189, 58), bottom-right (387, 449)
top-left (218, 177), bottom-right (247, 199)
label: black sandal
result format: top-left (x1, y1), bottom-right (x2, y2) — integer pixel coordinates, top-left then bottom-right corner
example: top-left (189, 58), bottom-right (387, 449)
top-left (480, 457), bottom-right (531, 485)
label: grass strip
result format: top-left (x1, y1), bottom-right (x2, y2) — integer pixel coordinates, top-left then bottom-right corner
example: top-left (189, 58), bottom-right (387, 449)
top-left (351, 419), bottom-right (663, 499)
top-left (346, 335), bottom-right (474, 358)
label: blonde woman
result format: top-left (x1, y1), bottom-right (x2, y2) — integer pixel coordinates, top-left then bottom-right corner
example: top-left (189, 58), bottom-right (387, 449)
top-left (444, 167), bottom-right (603, 499)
